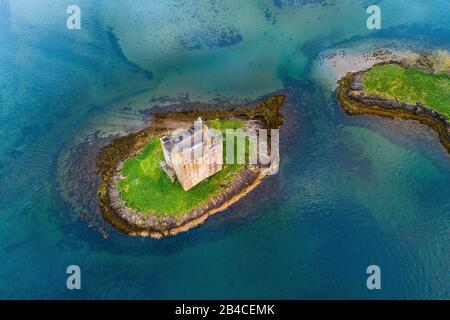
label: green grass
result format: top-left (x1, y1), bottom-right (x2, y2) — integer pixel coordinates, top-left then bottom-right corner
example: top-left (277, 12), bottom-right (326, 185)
top-left (362, 64), bottom-right (450, 118)
top-left (209, 118), bottom-right (250, 164)
top-left (208, 118), bottom-right (244, 130)
top-left (118, 119), bottom-right (248, 218)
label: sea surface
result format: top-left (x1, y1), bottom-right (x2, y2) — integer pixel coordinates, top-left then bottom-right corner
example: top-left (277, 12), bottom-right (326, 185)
top-left (0, 0), bottom-right (449, 299)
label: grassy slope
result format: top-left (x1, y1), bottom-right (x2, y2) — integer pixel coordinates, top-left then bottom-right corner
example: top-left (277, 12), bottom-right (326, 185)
top-left (363, 64), bottom-right (450, 118)
top-left (117, 119), bottom-right (246, 217)
top-left (208, 118), bottom-right (244, 130)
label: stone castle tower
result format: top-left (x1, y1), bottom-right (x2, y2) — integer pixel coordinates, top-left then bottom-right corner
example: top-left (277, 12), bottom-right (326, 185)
top-left (159, 118), bottom-right (223, 191)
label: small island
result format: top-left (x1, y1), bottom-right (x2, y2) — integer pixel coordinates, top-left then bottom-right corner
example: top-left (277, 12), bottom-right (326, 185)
top-left (96, 95), bottom-right (285, 238)
top-left (338, 51), bottom-right (450, 154)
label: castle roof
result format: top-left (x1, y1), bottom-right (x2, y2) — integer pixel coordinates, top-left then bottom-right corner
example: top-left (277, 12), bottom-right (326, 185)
top-left (160, 118), bottom-right (220, 156)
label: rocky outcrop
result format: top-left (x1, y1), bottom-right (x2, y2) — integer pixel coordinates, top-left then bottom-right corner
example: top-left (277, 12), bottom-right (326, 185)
top-left (337, 65), bottom-right (450, 154)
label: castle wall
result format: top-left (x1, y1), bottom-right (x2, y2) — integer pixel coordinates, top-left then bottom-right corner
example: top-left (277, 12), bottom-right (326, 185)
top-left (161, 144), bottom-right (173, 168)
top-left (160, 119), bottom-right (224, 191)
top-left (171, 142), bottom-right (223, 191)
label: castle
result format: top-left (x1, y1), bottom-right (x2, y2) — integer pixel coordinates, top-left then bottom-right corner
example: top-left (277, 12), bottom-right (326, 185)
top-left (159, 118), bottom-right (223, 191)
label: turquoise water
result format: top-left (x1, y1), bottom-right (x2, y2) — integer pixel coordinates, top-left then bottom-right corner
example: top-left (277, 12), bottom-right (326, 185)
top-left (0, 0), bottom-right (449, 299)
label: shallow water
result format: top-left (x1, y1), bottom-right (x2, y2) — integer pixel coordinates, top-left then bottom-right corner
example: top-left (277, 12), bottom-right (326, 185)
top-left (0, 0), bottom-right (449, 299)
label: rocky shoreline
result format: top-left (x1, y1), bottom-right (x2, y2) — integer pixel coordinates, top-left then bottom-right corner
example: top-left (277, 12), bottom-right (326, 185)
top-left (96, 95), bottom-right (286, 238)
top-left (337, 62), bottom-right (450, 154)
top-left (109, 166), bottom-right (263, 238)
top-left (314, 46), bottom-right (420, 90)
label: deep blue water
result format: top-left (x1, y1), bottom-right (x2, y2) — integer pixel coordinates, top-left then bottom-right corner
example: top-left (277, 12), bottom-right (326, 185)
top-left (0, 0), bottom-right (449, 299)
